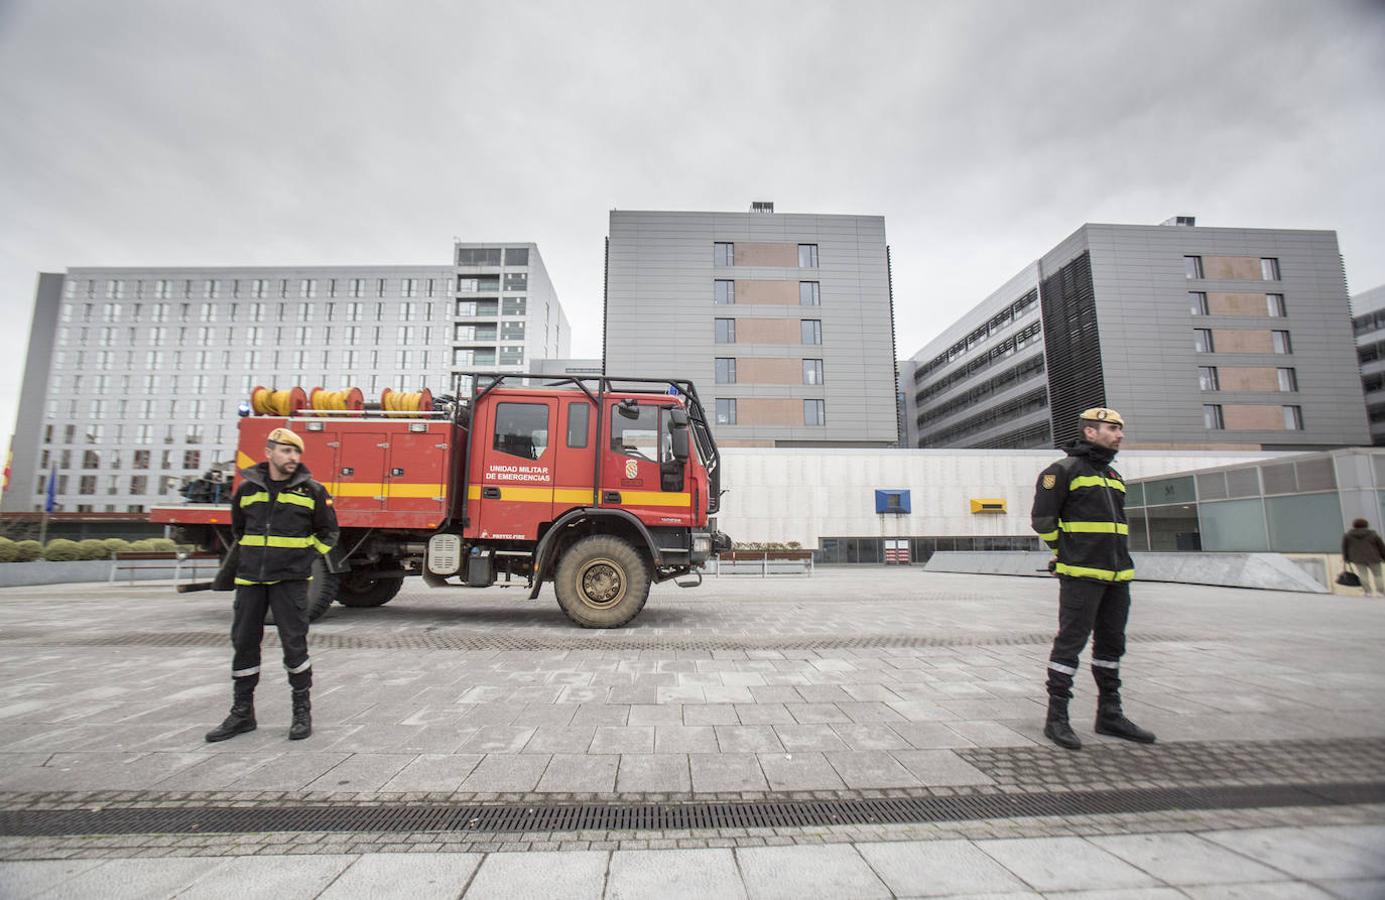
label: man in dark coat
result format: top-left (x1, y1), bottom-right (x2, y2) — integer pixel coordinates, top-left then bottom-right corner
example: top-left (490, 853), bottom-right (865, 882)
top-left (1031, 407), bottom-right (1156, 751)
top-left (1343, 518), bottom-right (1385, 596)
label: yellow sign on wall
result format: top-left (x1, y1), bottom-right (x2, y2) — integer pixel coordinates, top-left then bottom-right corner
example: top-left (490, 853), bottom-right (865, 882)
top-left (970, 498), bottom-right (1007, 514)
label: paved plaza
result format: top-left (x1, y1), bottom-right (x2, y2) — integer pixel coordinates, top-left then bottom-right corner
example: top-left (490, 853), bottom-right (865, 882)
top-left (0, 568), bottom-right (1382, 897)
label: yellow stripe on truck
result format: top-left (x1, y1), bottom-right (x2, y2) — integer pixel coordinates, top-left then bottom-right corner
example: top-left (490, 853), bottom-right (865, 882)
top-left (323, 482), bottom-right (443, 498)
top-left (467, 485), bottom-right (689, 507)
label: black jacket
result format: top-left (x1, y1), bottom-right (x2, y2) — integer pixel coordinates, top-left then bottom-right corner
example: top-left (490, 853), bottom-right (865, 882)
top-left (1343, 527), bottom-right (1385, 565)
top-left (230, 462), bottom-right (339, 584)
top-left (1030, 441), bottom-right (1134, 583)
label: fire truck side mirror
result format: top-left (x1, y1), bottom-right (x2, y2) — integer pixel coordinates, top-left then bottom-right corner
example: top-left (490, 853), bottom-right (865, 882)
top-left (668, 408), bottom-right (690, 462)
top-left (617, 399), bottom-right (641, 420)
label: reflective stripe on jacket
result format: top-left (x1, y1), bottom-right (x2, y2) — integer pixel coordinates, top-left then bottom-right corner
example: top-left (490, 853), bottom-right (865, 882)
top-left (230, 462), bottom-right (339, 584)
top-left (1031, 446), bottom-right (1134, 583)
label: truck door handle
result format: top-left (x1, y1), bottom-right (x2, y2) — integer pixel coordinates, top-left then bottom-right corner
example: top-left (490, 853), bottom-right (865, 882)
top-left (602, 491), bottom-right (621, 504)
top-left (482, 487), bottom-right (501, 499)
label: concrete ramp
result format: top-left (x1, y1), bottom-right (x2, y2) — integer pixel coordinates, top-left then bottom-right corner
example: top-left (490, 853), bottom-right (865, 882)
top-left (924, 551), bottom-right (1328, 593)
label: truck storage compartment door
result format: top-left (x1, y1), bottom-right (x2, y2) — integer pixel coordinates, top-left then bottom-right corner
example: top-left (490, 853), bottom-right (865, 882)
top-left (333, 432), bottom-right (388, 513)
top-left (474, 397), bottom-right (557, 541)
top-left (385, 427), bottom-right (447, 523)
top-left (552, 397), bottom-right (597, 517)
top-left (603, 401), bottom-right (692, 526)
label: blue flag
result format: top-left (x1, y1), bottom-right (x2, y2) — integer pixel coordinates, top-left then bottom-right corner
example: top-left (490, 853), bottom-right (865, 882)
top-left (44, 464), bottom-right (57, 513)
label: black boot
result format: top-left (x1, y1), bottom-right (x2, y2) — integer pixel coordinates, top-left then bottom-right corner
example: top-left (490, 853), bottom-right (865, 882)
top-left (1095, 699), bottom-right (1156, 743)
top-left (289, 688), bottom-right (312, 740)
top-left (1043, 698), bottom-right (1082, 750)
top-left (205, 684), bottom-right (256, 743)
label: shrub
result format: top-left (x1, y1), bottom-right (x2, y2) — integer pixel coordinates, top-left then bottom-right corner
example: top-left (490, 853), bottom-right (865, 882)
top-left (101, 538), bottom-right (131, 555)
top-left (13, 541), bottom-right (42, 562)
top-left (0, 538), bottom-right (17, 564)
top-left (42, 539), bottom-right (83, 562)
top-left (77, 539), bottom-right (110, 560)
top-left (125, 539), bottom-right (159, 552)
top-left (146, 538), bottom-right (178, 553)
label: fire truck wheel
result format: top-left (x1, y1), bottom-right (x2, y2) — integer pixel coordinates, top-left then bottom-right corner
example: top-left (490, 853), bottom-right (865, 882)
top-left (337, 562), bottom-right (405, 608)
top-left (554, 535), bottom-right (651, 628)
top-left (267, 557), bottom-right (338, 625)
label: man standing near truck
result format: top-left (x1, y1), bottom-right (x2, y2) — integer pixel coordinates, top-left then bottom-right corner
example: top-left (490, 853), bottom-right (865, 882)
top-left (1030, 408), bottom-right (1156, 751)
top-left (205, 427), bottom-right (338, 742)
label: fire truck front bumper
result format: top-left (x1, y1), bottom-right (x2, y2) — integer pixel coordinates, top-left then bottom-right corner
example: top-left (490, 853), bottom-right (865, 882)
top-left (691, 530), bottom-right (734, 565)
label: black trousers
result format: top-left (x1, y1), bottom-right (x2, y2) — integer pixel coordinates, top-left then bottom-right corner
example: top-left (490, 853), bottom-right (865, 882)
top-left (231, 581), bottom-right (312, 692)
top-left (1045, 577), bottom-right (1130, 702)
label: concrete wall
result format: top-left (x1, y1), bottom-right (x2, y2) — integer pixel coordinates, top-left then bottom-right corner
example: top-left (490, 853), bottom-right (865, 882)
top-left (0, 558), bottom-right (219, 588)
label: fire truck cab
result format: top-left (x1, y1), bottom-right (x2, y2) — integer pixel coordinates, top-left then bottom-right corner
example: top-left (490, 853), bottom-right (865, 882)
top-left (153, 374), bottom-right (730, 628)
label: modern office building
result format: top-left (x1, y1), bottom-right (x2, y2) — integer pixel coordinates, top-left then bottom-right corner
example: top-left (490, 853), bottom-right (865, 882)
top-left (604, 204), bottom-right (898, 447)
top-left (902, 218), bottom-right (1368, 451)
top-left (1352, 283), bottom-right (1385, 446)
top-left (4, 242), bottom-right (570, 513)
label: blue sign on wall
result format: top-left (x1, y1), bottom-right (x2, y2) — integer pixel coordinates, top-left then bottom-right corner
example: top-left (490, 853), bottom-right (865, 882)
top-left (874, 489), bottom-right (911, 514)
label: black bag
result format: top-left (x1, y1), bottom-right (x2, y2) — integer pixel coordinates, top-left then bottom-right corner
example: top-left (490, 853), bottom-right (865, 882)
top-left (1337, 568), bottom-right (1362, 587)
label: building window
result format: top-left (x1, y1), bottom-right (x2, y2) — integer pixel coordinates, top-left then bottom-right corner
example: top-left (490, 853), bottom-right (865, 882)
top-left (713, 280), bottom-right (735, 305)
top-left (801, 319), bottom-right (822, 345)
top-left (1188, 292), bottom-right (1208, 316)
top-left (1197, 366), bottom-right (1219, 391)
top-left (1261, 258), bottom-right (1281, 281)
top-left (1193, 329), bottom-right (1214, 353)
top-left (715, 398), bottom-right (737, 425)
top-left (714, 358), bottom-right (736, 384)
top-left (713, 242), bottom-right (734, 266)
top-left (1277, 367), bottom-right (1298, 392)
top-left (798, 244), bottom-right (819, 268)
top-left (800, 282), bottom-right (820, 306)
top-left (1272, 330), bottom-right (1292, 354)
top-left (502, 297), bottom-right (527, 316)
top-left (714, 318), bottom-right (736, 343)
top-left (503, 272), bottom-right (527, 292)
top-left (401, 278), bottom-right (418, 297)
top-left (1282, 405), bottom-right (1303, 430)
top-left (804, 399), bottom-right (826, 426)
top-left (1266, 294), bottom-right (1286, 317)
top-left (1184, 256), bottom-right (1203, 279)
top-left (505, 247), bottom-right (529, 266)
top-left (205, 279), bottom-right (219, 299)
top-left (457, 247), bottom-right (502, 266)
top-left (1203, 404), bottom-right (1224, 430)
top-left (803, 359), bottom-right (824, 385)
top-left (300, 279), bottom-right (316, 298)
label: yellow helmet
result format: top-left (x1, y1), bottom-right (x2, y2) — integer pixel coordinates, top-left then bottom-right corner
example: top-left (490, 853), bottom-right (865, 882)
top-left (1078, 407), bottom-right (1125, 427)
top-left (266, 427), bottom-right (305, 451)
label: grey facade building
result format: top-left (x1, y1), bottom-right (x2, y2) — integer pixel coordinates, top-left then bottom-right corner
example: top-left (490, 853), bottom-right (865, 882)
top-left (604, 205), bottom-right (898, 447)
top-left (902, 219), bottom-right (1368, 451)
top-left (5, 242), bottom-right (569, 514)
top-left (1352, 283), bottom-right (1385, 446)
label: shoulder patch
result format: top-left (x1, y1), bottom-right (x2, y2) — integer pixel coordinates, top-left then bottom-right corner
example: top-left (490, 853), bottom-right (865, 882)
top-left (1042, 473), bottom-right (1056, 489)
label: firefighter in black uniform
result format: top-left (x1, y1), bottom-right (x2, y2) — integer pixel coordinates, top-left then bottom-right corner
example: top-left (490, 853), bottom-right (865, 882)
top-left (1031, 408), bottom-right (1156, 751)
top-left (205, 428), bottom-right (338, 742)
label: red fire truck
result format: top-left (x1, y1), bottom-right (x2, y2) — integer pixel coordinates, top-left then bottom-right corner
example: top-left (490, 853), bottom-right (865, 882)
top-left (151, 374), bottom-right (730, 628)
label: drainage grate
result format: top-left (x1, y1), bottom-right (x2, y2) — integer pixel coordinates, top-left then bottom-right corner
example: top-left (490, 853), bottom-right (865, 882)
top-left (2, 782), bottom-right (1381, 838)
top-left (0, 630), bottom-right (1199, 652)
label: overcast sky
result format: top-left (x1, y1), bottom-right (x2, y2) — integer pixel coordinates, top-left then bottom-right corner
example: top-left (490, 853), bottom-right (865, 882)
top-left (1, 0), bottom-right (1382, 459)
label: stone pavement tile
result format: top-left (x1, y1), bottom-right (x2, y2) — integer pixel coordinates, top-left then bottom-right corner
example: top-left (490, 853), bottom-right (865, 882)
top-left (537, 754), bottom-right (619, 793)
top-left (838, 702), bottom-right (905, 723)
top-left (937, 698), bottom-right (1045, 720)
top-left (891, 750), bottom-right (994, 786)
top-left (1089, 832), bottom-right (1288, 886)
top-left (590, 726), bottom-right (655, 755)
top-left (460, 754), bottom-right (551, 792)
top-left (510, 705), bottom-right (578, 728)
top-left (305, 753), bottom-right (414, 792)
top-left (1044, 890), bottom-right (1188, 899)
top-left (0, 858), bottom-right (106, 898)
top-left (606, 848), bottom-right (747, 900)
top-left (318, 852), bottom-right (482, 899)
top-left (394, 725), bottom-right (477, 754)
top-left (683, 704), bottom-right (739, 726)
top-left (656, 685), bottom-right (705, 704)
top-left (702, 686), bottom-right (755, 704)
top-left (855, 838), bottom-right (1030, 897)
top-left (715, 725), bottom-right (785, 753)
top-left (1201, 827), bottom-right (1385, 880)
top-left (783, 703), bottom-right (852, 724)
top-left (151, 751), bottom-right (282, 790)
top-left (557, 687), bottom-right (610, 704)
top-left (733, 703), bottom-right (796, 725)
top-left (689, 753), bottom-right (768, 792)
top-left (944, 720), bottom-right (1036, 746)
top-left (747, 686), bottom-right (803, 704)
top-left (1302, 824), bottom-right (1385, 854)
top-left (617, 754), bottom-right (690, 793)
top-left (1181, 884), bottom-right (1338, 899)
top-left (463, 849), bottom-right (608, 899)
top-left (569, 703), bottom-right (629, 727)
top-left (832, 724), bottom-right (912, 750)
top-left (736, 844), bottom-right (889, 899)
top-left (654, 726), bottom-right (719, 754)
top-left (976, 836), bottom-right (1161, 893)
top-left (523, 726), bottom-right (597, 755)
top-left (211, 751), bottom-right (350, 791)
top-left (884, 700), bottom-right (961, 722)
top-left (824, 751), bottom-right (920, 789)
top-left (890, 721), bottom-right (978, 749)
top-left (757, 752), bottom-right (845, 791)
top-left (773, 724), bottom-right (849, 752)
top-left (460, 725), bottom-right (537, 753)
top-left (379, 753), bottom-right (483, 792)
top-left (1315, 880), bottom-right (1385, 899)
top-left (795, 685), bottom-right (853, 704)
top-left (174, 854), bottom-right (356, 898)
top-left (14, 857), bottom-right (228, 900)
top-left (627, 704), bottom-right (684, 726)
